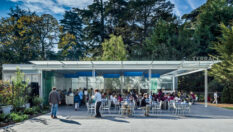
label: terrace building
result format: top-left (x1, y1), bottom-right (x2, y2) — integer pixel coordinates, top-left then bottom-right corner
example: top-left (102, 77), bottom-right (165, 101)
top-left (2, 61), bottom-right (219, 107)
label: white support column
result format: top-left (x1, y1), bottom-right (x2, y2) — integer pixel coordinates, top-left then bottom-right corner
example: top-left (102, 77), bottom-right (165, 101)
top-left (103, 78), bottom-right (105, 92)
top-left (121, 76), bottom-right (124, 95)
top-left (40, 70), bottom-right (43, 99)
top-left (92, 69), bottom-right (96, 89)
top-left (149, 69), bottom-right (151, 94)
top-left (205, 69), bottom-right (208, 108)
top-left (172, 76), bottom-right (175, 92)
top-left (120, 61), bottom-right (123, 95)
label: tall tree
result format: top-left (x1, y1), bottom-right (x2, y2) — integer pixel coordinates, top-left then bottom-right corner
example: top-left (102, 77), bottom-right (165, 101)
top-left (59, 10), bottom-right (83, 60)
top-left (132, 0), bottom-right (174, 44)
top-left (210, 23), bottom-right (233, 103)
top-left (192, 0), bottom-right (233, 56)
top-left (75, 0), bottom-right (174, 59)
top-left (0, 7), bottom-right (41, 63)
top-left (101, 34), bottom-right (127, 61)
top-left (75, 0), bottom-right (106, 57)
top-left (144, 20), bottom-right (182, 60)
top-left (36, 14), bottom-right (59, 60)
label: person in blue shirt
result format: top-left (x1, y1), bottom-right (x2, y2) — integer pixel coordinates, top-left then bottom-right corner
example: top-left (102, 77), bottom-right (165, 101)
top-left (78, 89), bottom-right (83, 106)
top-left (74, 90), bottom-right (81, 111)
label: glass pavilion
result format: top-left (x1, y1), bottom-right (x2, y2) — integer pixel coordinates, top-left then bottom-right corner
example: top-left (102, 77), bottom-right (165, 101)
top-left (2, 61), bottom-right (219, 107)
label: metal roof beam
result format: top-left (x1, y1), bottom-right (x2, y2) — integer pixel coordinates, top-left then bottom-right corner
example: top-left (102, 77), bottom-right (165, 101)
top-left (175, 69), bottom-right (205, 77)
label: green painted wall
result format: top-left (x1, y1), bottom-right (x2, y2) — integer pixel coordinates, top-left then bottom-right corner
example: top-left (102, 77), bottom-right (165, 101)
top-left (42, 71), bottom-right (54, 105)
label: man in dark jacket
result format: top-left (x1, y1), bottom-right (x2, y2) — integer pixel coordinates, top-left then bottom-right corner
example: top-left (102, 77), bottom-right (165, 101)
top-left (141, 93), bottom-right (150, 116)
top-left (49, 87), bottom-right (61, 119)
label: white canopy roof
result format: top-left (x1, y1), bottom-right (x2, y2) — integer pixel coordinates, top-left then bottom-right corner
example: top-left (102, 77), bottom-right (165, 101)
top-left (2, 61), bottom-right (220, 76)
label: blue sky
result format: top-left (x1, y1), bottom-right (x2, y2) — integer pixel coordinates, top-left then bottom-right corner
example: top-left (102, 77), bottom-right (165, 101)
top-left (0, 0), bottom-right (206, 20)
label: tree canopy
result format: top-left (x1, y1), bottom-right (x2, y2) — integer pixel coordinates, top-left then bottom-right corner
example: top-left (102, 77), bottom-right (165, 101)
top-left (1, 0), bottom-right (233, 102)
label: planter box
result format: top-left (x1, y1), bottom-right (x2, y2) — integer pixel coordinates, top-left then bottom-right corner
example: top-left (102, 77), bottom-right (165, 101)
top-left (25, 103), bottom-right (30, 108)
top-left (1, 105), bottom-right (13, 114)
top-left (20, 103), bottom-right (30, 109)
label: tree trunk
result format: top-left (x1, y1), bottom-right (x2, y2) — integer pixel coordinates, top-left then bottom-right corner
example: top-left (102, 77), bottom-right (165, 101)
top-left (100, 0), bottom-right (105, 43)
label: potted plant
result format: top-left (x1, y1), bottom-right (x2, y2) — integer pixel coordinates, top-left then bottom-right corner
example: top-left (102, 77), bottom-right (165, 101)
top-left (1, 105), bottom-right (13, 115)
top-left (11, 68), bottom-right (29, 111)
top-left (0, 81), bottom-right (13, 114)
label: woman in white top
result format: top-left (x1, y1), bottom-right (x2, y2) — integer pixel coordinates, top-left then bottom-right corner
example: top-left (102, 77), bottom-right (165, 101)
top-left (213, 91), bottom-right (218, 104)
top-left (94, 89), bottom-right (102, 118)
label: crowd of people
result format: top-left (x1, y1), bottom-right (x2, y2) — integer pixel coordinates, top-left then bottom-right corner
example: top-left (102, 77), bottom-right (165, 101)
top-left (49, 87), bottom-right (199, 118)
top-left (63, 88), bottom-right (198, 110)
top-left (58, 88), bottom-right (199, 108)
top-left (104, 89), bottom-right (198, 108)
top-left (49, 86), bottom-right (223, 119)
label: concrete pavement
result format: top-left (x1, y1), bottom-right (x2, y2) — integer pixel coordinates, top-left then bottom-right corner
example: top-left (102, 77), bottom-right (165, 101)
top-left (1, 104), bottom-right (233, 132)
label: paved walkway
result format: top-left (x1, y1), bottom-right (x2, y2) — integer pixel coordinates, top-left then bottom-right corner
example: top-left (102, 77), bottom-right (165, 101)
top-left (1, 104), bottom-right (233, 132)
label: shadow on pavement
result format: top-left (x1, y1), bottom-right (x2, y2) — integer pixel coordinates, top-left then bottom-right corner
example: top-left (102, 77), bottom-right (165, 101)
top-left (183, 115), bottom-right (212, 119)
top-left (102, 117), bottom-right (130, 123)
top-left (131, 115), bottom-right (180, 120)
top-left (30, 118), bottom-right (48, 125)
top-left (59, 119), bottom-right (81, 125)
top-left (2, 127), bottom-right (17, 132)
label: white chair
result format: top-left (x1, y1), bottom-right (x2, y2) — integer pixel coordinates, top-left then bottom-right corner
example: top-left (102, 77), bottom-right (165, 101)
top-left (114, 102), bottom-right (120, 113)
top-left (183, 103), bottom-right (191, 114)
top-left (168, 100), bottom-right (175, 112)
top-left (129, 102), bottom-right (136, 116)
top-left (173, 102), bottom-right (182, 115)
top-left (119, 105), bottom-right (127, 116)
top-left (102, 100), bottom-right (111, 114)
top-left (86, 103), bottom-right (95, 115)
top-left (152, 101), bottom-right (162, 114)
top-left (65, 95), bottom-right (74, 105)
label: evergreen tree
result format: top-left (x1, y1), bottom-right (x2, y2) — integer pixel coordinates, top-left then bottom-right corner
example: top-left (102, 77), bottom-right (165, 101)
top-left (101, 34), bottom-right (127, 61)
top-left (59, 10), bottom-right (84, 60)
top-left (75, 0), bottom-right (106, 57)
top-left (210, 23), bottom-right (233, 103)
top-left (193, 0), bottom-right (233, 56)
top-left (144, 20), bottom-right (183, 60)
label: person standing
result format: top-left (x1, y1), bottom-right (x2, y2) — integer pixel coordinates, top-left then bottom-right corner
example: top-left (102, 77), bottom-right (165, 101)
top-left (94, 89), bottom-right (102, 118)
top-left (74, 90), bottom-right (81, 111)
top-left (141, 93), bottom-right (150, 116)
top-left (49, 87), bottom-right (61, 119)
top-left (213, 91), bottom-right (218, 104)
top-left (79, 88), bottom-right (84, 106)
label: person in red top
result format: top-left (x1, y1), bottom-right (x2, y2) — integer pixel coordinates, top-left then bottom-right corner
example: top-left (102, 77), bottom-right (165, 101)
top-left (117, 94), bottom-right (123, 102)
top-left (190, 91), bottom-right (195, 104)
top-left (168, 94), bottom-right (174, 101)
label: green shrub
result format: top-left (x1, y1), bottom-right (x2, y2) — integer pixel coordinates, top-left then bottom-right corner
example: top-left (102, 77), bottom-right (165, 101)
top-left (10, 113), bottom-right (28, 122)
top-left (41, 111), bottom-right (48, 114)
top-left (221, 87), bottom-right (233, 103)
top-left (43, 105), bottom-right (50, 110)
top-left (0, 113), bottom-right (10, 123)
top-left (199, 95), bottom-right (204, 102)
top-left (32, 106), bottom-right (42, 113)
top-left (24, 108), bottom-right (35, 115)
top-left (0, 113), bottom-right (6, 122)
top-left (32, 96), bottom-right (43, 106)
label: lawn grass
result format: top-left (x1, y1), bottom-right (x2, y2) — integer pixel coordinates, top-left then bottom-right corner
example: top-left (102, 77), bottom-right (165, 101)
top-left (198, 102), bottom-right (233, 110)
top-left (223, 107), bottom-right (233, 110)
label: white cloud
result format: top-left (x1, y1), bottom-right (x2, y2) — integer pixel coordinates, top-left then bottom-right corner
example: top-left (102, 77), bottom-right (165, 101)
top-left (169, 0), bottom-right (181, 16)
top-left (56, 0), bottom-right (93, 9)
top-left (23, 2), bottom-right (44, 12)
top-left (9, 0), bottom-right (93, 15)
top-left (187, 0), bottom-right (196, 9)
top-left (9, 0), bottom-right (201, 17)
